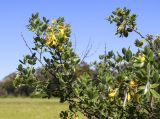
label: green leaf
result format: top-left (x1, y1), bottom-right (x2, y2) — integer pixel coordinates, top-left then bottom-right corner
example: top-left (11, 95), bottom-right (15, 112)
top-left (32, 68), bottom-right (35, 74)
top-left (43, 17), bottom-right (47, 22)
top-left (148, 51), bottom-right (154, 62)
top-left (35, 12), bottom-right (39, 19)
top-left (135, 39), bottom-right (143, 47)
top-left (150, 89), bottom-right (160, 99)
top-left (133, 62), bottom-right (144, 68)
top-left (150, 84), bottom-right (159, 89)
top-left (122, 48), bottom-right (126, 55)
top-left (126, 50), bottom-right (132, 62)
top-left (124, 30), bottom-right (128, 37)
top-left (138, 86), bottom-right (145, 90)
top-left (19, 60), bottom-right (24, 64)
top-left (32, 53), bottom-right (36, 58)
top-left (107, 51), bottom-right (114, 59)
top-left (18, 64), bottom-right (23, 71)
top-left (144, 46), bottom-right (150, 54)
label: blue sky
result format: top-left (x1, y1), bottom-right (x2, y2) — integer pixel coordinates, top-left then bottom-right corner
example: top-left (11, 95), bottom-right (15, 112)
top-left (0, 0), bottom-right (160, 80)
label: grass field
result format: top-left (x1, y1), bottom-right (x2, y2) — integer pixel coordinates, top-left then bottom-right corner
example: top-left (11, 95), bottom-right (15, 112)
top-left (0, 98), bottom-right (69, 119)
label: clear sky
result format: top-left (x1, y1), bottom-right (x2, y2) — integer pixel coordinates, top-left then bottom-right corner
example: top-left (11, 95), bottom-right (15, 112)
top-left (0, 0), bottom-right (160, 80)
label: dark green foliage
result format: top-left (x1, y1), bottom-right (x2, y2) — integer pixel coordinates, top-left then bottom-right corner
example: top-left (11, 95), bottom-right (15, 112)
top-left (107, 7), bottom-right (137, 38)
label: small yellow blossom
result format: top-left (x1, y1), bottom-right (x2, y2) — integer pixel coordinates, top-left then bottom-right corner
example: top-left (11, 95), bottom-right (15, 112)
top-left (64, 35), bottom-right (68, 40)
top-left (127, 92), bottom-right (131, 101)
top-left (58, 45), bottom-right (64, 52)
top-left (75, 115), bottom-right (79, 119)
top-left (45, 35), bottom-right (51, 46)
top-left (59, 28), bottom-right (65, 35)
top-left (117, 26), bottom-right (123, 32)
top-left (52, 39), bottom-right (58, 46)
top-left (50, 32), bottom-right (58, 45)
top-left (134, 53), bottom-right (145, 63)
top-left (108, 89), bottom-right (117, 97)
top-left (139, 54), bottom-right (145, 62)
top-left (59, 26), bottom-right (65, 36)
top-left (50, 32), bottom-right (55, 39)
top-left (45, 32), bottom-right (58, 46)
top-left (129, 80), bottom-right (136, 88)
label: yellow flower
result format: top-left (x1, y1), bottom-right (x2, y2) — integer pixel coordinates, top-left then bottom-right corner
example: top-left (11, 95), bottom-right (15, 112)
top-left (45, 32), bottom-right (58, 46)
top-left (75, 114), bottom-right (78, 119)
top-left (127, 92), bottom-right (131, 101)
top-left (64, 35), bottom-right (68, 40)
top-left (58, 45), bottom-right (64, 52)
top-left (45, 35), bottom-right (51, 46)
top-left (138, 53), bottom-right (145, 62)
top-left (134, 53), bottom-right (145, 63)
top-left (117, 26), bottom-right (123, 32)
top-left (108, 89), bottom-right (117, 97)
top-left (139, 53), bottom-right (145, 62)
top-left (59, 26), bottom-right (65, 36)
top-left (129, 80), bottom-right (136, 88)
top-left (75, 115), bottom-right (78, 119)
top-left (52, 39), bottom-right (58, 45)
top-left (60, 29), bottom-right (64, 35)
top-left (50, 32), bottom-right (58, 45)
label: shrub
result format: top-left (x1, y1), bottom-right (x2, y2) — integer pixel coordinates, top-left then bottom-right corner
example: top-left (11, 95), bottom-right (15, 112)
top-left (15, 7), bottom-right (160, 119)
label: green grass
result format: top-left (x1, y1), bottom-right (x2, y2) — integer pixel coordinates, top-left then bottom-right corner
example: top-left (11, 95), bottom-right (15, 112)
top-left (0, 98), bottom-right (68, 119)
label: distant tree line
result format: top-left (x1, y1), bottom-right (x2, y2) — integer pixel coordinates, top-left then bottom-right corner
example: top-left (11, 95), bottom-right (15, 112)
top-left (0, 62), bottom-right (95, 97)
top-left (0, 72), bottom-right (33, 97)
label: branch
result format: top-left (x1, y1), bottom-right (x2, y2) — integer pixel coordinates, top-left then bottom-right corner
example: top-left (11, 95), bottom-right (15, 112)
top-left (129, 28), bottom-right (159, 58)
top-left (73, 34), bottom-right (77, 52)
top-left (20, 33), bottom-right (45, 67)
top-left (104, 43), bottom-right (107, 62)
top-left (133, 29), bottom-right (145, 39)
top-left (21, 33), bottom-right (58, 78)
top-left (80, 41), bottom-right (93, 63)
top-left (21, 32), bottom-right (33, 54)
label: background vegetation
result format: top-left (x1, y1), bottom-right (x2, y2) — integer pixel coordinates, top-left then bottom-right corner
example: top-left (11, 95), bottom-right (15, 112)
top-left (0, 61), bottom-right (94, 98)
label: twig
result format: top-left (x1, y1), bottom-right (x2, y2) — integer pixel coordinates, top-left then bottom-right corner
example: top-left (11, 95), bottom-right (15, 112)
top-left (80, 41), bottom-right (92, 63)
top-left (130, 27), bottom-right (159, 58)
top-left (133, 29), bottom-right (145, 39)
top-left (20, 32), bottom-right (45, 67)
top-left (104, 43), bottom-right (107, 62)
top-left (21, 32), bottom-right (33, 54)
top-left (73, 34), bottom-right (77, 52)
